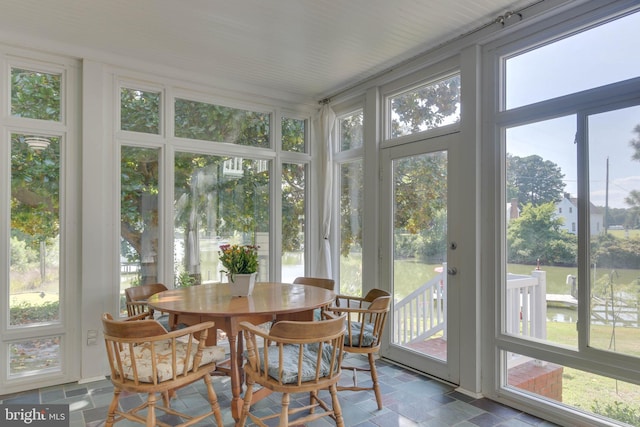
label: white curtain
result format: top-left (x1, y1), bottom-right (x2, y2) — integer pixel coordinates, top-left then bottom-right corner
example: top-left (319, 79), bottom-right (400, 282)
top-left (313, 104), bottom-right (336, 279)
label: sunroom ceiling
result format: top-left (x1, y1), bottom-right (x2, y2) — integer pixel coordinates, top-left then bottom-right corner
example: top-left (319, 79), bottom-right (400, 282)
top-left (0, 0), bottom-right (533, 103)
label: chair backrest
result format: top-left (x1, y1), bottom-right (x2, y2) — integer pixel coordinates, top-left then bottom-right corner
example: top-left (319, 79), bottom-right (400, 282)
top-left (332, 289), bottom-right (391, 351)
top-left (293, 276), bottom-right (335, 291)
top-left (102, 313), bottom-right (219, 388)
top-left (241, 313), bottom-right (346, 388)
top-left (124, 283), bottom-right (168, 316)
top-left (125, 283), bottom-right (168, 302)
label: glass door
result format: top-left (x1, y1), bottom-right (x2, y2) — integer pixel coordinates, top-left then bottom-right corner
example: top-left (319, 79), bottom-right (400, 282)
top-left (380, 133), bottom-right (460, 383)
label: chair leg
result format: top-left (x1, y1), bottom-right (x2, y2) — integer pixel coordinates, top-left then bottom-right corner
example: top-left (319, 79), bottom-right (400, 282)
top-left (237, 380), bottom-right (254, 427)
top-left (105, 388), bottom-right (120, 427)
top-left (203, 373), bottom-right (224, 426)
top-left (280, 393), bottom-right (290, 427)
top-left (146, 393), bottom-right (157, 427)
top-left (161, 391), bottom-right (170, 407)
top-left (309, 390), bottom-right (317, 413)
top-left (368, 353), bottom-right (383, 410)
top-left (329, 384), bottom-right (345, 427)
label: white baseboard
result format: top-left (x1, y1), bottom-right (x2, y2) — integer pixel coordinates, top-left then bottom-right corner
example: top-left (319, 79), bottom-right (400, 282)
top-left (78, 376), bottom-right (107, 384)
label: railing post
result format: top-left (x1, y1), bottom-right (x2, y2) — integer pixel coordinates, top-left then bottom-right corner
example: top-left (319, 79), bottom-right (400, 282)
top-left (530, 270), bottom-right (547, 340)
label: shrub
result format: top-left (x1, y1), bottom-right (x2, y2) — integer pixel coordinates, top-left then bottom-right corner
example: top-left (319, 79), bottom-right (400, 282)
top-left (10, 301), bottom-right (59, 325)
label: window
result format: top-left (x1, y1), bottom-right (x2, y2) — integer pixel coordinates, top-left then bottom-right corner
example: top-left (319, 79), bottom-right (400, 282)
top-left (497, 8), bottom-right (640, 425)
top-left (10, 133), bottom-right (61, 327)
top-left (120, 87), bottom-right (161, 134)
top-left (339, 110), bottom-right (363, 151)
top-left (173, 153), bottom-right (270, 286)
top-left (388, 74), bottom-right (460, 139)
top-left (280, 117), bottom-right (307, 280)
top-left (3, 59), bottom-right (76, 388)
top-left (117, 84), bottom-right (306, 294)
top-left (282, 117), bottom-right (306, 152)
top-left (11, 68), bottom-right (61, 121)
top-left (281, 163), bottom-right (306, 282)
top-left (504, 11), bottom-right (640, 110)
top-left (337, 109), bottom-right (364, 295)
top-left (174, 98), bottom-right (270, 147)
top-left (120, 146), bottom-right (160, 304)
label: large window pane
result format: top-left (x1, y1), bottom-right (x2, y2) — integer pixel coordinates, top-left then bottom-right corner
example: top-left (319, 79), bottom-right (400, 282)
top-left (174, 98), bottom-right (270, 148)
top-left (505, 116), bottom-right (578, 347)
top-left (505, 11), bottom-right (640, 110)
top-left (282, 117), bottom-right (305, 152)
top-left (10, 134), bottom-right (61, 326)
top-left (389, 74), bottom-right (460, 139)
top-left (587, 104), bottom-right (640, 358)
top-left (120, 87), bottom-right (161, 134)
top-left (174, 153), bottom-right (270, 286)
top-left (282, 163), bottom-right (305, 282)
top-left (120, 146), bottom-right (160, 312)
top-left (11, 68), bottom-right (61, 121)
top-left (505, 351), bottom-right (640, 426)
top-left (339, 160), bottom-right (363, 295)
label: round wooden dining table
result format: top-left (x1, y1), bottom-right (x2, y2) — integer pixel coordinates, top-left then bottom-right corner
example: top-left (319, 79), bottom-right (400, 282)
top-left (147, 281), bottom-right (335, 421)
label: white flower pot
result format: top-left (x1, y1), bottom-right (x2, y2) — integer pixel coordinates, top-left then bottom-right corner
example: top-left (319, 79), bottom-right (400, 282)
top-left (227, 272), bottom-right (257, 297)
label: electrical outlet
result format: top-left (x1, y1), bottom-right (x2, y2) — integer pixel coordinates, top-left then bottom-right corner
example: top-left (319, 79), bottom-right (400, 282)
top-left (87, 329), bottom-right (98, 346)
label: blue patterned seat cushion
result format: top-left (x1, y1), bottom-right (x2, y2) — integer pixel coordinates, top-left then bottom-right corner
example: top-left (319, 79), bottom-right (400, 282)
top-left (347, 321), bottom-right (376, 347)
top-left (259, 343), bottom-right (337, 384)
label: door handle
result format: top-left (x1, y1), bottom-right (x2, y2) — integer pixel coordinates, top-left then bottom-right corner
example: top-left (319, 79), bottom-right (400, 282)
top-left (447, 267), bottom-right (457, 276)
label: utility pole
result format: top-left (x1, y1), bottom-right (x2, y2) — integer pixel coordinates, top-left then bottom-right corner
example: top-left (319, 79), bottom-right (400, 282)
top-left (604, 156), bottom-right (609, 233)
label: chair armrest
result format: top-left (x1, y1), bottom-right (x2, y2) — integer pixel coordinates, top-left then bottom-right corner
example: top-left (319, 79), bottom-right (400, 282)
top-left (328, 305), bottom-right (370, 315)
top-left (334, 294), bottom-right (367, 309)
top-left (160, 321), bottom-right (216, 341)
top-left (124, 311), bottom-right (154, 321)
top-left (126, 301), bottom-right (153, 317)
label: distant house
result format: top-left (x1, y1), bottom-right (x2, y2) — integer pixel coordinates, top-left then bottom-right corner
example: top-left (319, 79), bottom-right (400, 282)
top-left (555, 193), bottom-right (603, 236)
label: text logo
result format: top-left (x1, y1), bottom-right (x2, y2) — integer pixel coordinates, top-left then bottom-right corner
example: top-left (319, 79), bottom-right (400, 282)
top-left (1, 404), bottom-right (69, 426)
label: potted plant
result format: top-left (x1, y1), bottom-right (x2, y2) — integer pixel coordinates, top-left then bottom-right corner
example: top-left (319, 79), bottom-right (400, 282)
top-left (219, 244), bottom-right (259, 296)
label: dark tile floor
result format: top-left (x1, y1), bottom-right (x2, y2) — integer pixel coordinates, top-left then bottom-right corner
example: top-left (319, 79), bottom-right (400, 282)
top-left (0, 354), bottom-right (560, 427)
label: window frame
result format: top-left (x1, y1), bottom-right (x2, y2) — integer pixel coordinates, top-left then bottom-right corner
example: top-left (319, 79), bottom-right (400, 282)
top-left (483, 3), bottom-right (640, 423)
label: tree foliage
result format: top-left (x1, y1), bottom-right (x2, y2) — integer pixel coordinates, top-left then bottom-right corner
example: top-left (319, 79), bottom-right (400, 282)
top-left (506, 154), bottom-right (566, 206)
top-left (11, 135), bottom-right (60, 249)
top-left (507, 202), bottom-right (577, 265)
top-left (390, 75), bottom-right (460, 137)
top-left (626, 124), bottom-right (640, 219)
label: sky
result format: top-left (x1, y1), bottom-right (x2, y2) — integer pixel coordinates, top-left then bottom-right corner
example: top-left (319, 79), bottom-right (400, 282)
top-left (504, 10), bottom-right (640, 209)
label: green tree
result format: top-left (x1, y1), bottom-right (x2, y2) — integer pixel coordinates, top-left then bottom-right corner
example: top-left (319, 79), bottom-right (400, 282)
top-left (626, 124), bottom-right (640, 224)
top-left (390, 75), bottom-right (460, 137)
top-left (394, 152), bottom-right (448, 261)
top-left (507, 202), bottom-right (577, 265)
top-left (506, 154), bottom-right (566, 206)
top-left (338, 112), bottom-right (364, 257)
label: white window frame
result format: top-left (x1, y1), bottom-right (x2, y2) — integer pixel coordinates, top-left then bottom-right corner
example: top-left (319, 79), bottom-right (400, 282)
top-left (482, 2), bottom-right (640, 424)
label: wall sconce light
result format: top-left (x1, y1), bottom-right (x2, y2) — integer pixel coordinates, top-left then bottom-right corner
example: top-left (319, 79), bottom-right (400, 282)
top-left (24, 136), bottom-right (51, 151)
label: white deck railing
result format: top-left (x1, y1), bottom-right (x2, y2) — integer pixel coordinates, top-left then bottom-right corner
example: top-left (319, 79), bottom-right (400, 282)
top-left (393, 263), bottom-right (448, 345)
top-left (506, 270), bottom-right (547, 340)
top-left (394, 266), bottom-right (547, 346)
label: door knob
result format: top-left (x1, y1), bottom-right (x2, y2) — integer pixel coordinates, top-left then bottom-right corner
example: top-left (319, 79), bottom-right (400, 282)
top-left (447, 267), bottom-right (457, 275)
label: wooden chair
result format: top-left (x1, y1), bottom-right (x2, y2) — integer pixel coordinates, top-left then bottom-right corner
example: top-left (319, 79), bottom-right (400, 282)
top-left (238, 313), bottom-right (347, 427)
top-left (292, 276), bottom-right (335, 291)
top-left (101, 312), bottom-right (226, 427)
top-left (329, 289), bottom-right (391, 410)
top-left (293, 276), bottom-right (336, 320)
top-left (124, 283), bottom-right (168, 317)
